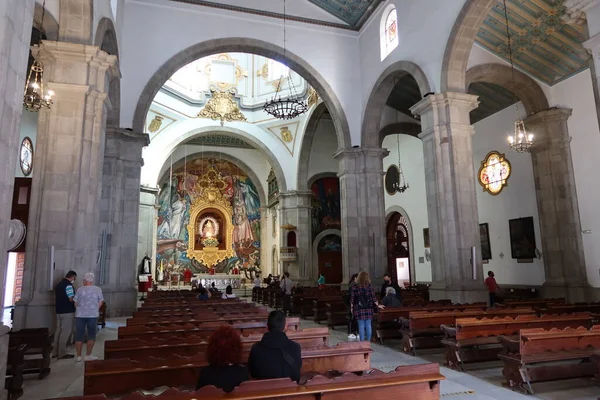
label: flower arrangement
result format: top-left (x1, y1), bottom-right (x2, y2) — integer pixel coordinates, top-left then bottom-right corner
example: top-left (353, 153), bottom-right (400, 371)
top-left (202, 237), bottom-right (219, 247)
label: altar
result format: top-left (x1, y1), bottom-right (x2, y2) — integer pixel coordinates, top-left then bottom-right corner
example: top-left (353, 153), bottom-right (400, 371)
top-left (193, 274), bottom-right (242, 289)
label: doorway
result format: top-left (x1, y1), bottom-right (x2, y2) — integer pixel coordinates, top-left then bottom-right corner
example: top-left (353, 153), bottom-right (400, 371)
top-left (387, 212), bottom-right (412, 286)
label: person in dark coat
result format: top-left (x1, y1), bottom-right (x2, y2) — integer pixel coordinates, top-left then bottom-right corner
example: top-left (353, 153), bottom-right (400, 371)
top-left (379, 273), bottom-right (402, 302)
top-left (381, 287), bottom-right (402, 307)
top-left (196, 326), bottom-right (249, 392)
top-left (248, 310), bottom-right (301, 382)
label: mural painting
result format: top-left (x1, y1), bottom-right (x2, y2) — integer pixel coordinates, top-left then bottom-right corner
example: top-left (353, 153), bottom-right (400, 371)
top-left (311, 177), bottom-right (341, 239)
top-left (157, 158), bottom-right (261, 280)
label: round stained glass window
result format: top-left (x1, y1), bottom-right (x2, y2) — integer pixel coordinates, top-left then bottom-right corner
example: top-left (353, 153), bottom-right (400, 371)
top-left (19, 137), bottom-right (33, 176)
top-left (478, 151), bottom-right (511, 195)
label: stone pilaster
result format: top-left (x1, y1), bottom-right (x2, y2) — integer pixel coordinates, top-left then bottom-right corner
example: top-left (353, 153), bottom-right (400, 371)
top-left (99, 128), bottom-right (149, 317)
top-left (0, 4), bottom-right (34, 397)
top-left (58, 0), bottom-right (93, 45)
top-left (525, 108), bottom-right (589, 300)
top-left (14, 41), bottom-right (118, 329)
top-left (333, 148), bottom-right (388, 283)
top-left (259, 206), bottom-right (268, 278)
top-left (137, 186), bottom-right (159, 280)
top-left (278, 191), bottom-right (312, 283)
top-left (410, 92), bottom-right (486, 303)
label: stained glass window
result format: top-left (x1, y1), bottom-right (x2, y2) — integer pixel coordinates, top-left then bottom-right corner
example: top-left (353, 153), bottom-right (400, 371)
top-left (380, 6), bottom-right (399, 61)
top-left (478, 151), bottom-right (511, 195)
top-left (19, 137), bottom-right (33, 176)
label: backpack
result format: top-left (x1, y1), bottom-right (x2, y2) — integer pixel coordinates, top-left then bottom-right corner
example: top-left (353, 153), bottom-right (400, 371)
top-left (356, 287), bottom-right (372, 310)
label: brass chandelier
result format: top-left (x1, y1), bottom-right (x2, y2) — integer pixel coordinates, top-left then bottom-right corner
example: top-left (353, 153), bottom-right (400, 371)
top-left (23, 0), bottom-right (53, 112)
top-left (503, 0), bottom-right (533, 153)
top-left (263, 0), bottom-right (307, 120)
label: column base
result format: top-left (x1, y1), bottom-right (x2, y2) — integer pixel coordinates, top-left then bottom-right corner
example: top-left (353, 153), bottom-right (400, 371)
top-left (541, 281), bottom-right (589, 302)
top-left (428, 283), bottom-right (488, 303)
top-left (102, 288), bottom-right (137, 318)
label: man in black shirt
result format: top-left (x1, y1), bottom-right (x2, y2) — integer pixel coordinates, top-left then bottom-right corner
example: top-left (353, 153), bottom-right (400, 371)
top-left (248, 310), bottom-right (301, 382)
top-left (53, 271), bottom-right (77, 359)
top-left (380, 273), bottom-right (402, 302)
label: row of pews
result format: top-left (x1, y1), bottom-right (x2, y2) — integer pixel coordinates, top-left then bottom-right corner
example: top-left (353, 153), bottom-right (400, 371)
top-left (50, 289), bottom-right (445, 400)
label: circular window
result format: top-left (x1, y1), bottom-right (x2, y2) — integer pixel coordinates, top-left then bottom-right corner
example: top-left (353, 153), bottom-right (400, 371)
top-left (19, 137), bottom-right (33, 176)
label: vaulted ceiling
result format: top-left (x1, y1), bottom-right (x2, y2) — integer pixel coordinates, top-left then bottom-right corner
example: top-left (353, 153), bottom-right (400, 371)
top-left (168, 0), bottom-right (382, 30)
top-left (476, 0), bottom-right (590, 85)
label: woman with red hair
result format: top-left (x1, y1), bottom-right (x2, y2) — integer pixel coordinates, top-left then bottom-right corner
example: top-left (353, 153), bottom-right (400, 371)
top-left (196, 325), bottom-right (249, 392)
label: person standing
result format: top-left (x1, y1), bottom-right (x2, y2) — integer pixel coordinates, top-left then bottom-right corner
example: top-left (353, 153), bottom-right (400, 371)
top-left (317, 273), bottom-right (326, 289)
top-left (379, 273), bottom-right (402, 302)
top-left (73, 273), bottom-right (104, 362)
top-left (280, 272), bottom-right (293, 315)
top-left (345, 273), bottom-right (358, 340)
top-left (350, 271), bottom-right (383, 342)
top-left (53, 271), bottom-right (77, 359)
top-left (485, 271), bottom-right (499, 307)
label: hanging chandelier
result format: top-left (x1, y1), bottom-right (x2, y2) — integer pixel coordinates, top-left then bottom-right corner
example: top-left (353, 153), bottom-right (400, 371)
top-left (394, 130), bottom-right (409, 193)
top-left (23, 0), bottom-right (53, 112)
top-left (502, 0), bottom-right (533, 153)
top-left (263, 0), bottom-right (307, 120)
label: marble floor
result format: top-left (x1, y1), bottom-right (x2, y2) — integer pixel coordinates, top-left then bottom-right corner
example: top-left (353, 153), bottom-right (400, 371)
top-left (20, 299), bottom-right (600, 400)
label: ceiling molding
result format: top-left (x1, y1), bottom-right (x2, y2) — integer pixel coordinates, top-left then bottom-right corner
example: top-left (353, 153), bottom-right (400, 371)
top-left (184, 133), bottom-right (255, 149)
top-left (308, 0), bottom-right (384, 29)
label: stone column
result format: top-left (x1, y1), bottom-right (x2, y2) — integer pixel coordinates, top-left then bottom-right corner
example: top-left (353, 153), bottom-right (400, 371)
top-left (410, 92), bottom-right (486, 302)
top-left (278, 191), bottom-right (312, 283)
top-left (334, 148), bottom-right (388, 284)
top-left (14, 41), bottom-right (118, 329)
top-left (525, 108), bottom-right (589, 300)
top-left (0, 4), bottom-right (34, 396)
top-left (137, 186), bottom-right (159, 280)
top-left (99, 128), bottom-right (148, 317)
top-left (58, 0), bottom-right (93, 45)
top-left (259, 206), bottom-right (268, 279)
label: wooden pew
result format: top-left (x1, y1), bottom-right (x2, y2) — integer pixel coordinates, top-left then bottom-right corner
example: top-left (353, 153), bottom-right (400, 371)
top-left (84, 342), bottom-right (373, 396)
top-left (498, 325), bottom-right (600, 394)
top-left (5, 344), bottom-right (26, 400)
top-left (543, 302), bottom-right (600, 315)
top-left (125, 313), bottom-right (269, 326)
top-left (50, 363), bottom-right (445, 400)
top-left (9, 328), bottom-right (52, 380)
top-left (401, 308), bottom-right (535, 354)
top-left (105, 327), bottom-right (330, 361)
top-left (500, 298), bottom-right (565, 309)
top-left (326, 302), bottom-right (348, 329)
top-left (312, 297), bottom-right (342, 324)
top-left (441, 313), bottom-right (593, 370)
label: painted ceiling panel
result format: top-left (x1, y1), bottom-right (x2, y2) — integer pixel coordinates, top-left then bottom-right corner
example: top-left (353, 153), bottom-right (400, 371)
top-left (476, 0), bottom-right (590, 85)
top-left (308, 0), bottom-right (382, 28)
top-left (468, 82), bottom-right (519, 124)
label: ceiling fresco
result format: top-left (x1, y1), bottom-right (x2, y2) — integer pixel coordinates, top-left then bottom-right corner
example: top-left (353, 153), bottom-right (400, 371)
top-left (308, 0), bottom-right (383, 28)
top-left (476, 0), bottom-right (590, 85)
top-left (468, 82), bottom-right (519, 124)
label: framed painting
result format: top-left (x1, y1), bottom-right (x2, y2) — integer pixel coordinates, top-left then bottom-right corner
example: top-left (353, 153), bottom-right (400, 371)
top-left (509, 217), bottom-right (536, 259)
top-left (479, 223), bottom-right (491, 261)
top-left (423, 228), bottom-right (430, 248)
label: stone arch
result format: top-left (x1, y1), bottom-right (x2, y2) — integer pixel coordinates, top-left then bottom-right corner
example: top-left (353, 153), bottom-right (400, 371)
top-left (132, 38), bottom-right (351, 149)
top-left (297, 103), bottom-right (331, 191)
top-left (385, 205), bottom-right (415, 285)
top-left (466, 63), bottom-right (549, 116)
top-left (158, 151), bottom-right (268, 207)
top-left (147, 127), bottom-right (288, 193)
top-left (94, 17), bottom-right (120, 128)
top-left (307, 172), bottom-right (338, 189)
top-left (312, 229), bottom-right (342, 283)
top-left (34, 2), bottom-right (59, 40)
top-left (362, 61), bottom-right (432, 148)
top-left (441, 0), bottom-right (496, 93)
top-left (379, 122), bottom-right (421, 146)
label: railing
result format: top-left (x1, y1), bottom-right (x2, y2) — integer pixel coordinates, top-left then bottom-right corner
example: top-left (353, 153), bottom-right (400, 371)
top-left (280, 246), bottom-right (297, 261)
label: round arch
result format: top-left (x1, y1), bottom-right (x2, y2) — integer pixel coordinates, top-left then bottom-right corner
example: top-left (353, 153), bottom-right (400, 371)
top-left (158, 151), bottom-right (268, 207)
top-left (379, 122), bottom-right (422, 147)
top-left (441, 0), bottom-right (496, 93)
top-left (307, 172), bottom-right (338, 190)
top-left (362, 61), bottom-right (432, 148)
top-left (297, 103), bottom-right (332, 191)
top-left (466, 63), bottom-right (549, 115)
top-left (132, 38), bottom-right (351, 149)
top-left (94, 17), bottom-right (120, 128)
top-left (145, 127), bottom-right (288, 193)
top-left (312, 229), bottom-right (343, 284)
top-left (385, 206), bottom-right (415, 285)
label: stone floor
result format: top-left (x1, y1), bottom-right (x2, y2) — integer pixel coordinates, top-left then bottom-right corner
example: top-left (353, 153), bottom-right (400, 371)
top-left (19, 298), bottom-right (600, 400)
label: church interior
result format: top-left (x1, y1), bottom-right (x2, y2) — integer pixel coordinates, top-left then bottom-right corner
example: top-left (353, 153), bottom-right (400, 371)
top-left (2, 0), bottom-right (600, 399)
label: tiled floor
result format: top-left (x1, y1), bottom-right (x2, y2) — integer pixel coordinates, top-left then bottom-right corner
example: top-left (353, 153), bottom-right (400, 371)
top-left (21, 300), bottom-right (600, 400)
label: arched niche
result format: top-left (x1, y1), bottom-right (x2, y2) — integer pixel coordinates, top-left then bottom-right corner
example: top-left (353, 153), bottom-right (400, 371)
top-left (385, 208), bottom-right (414, 287)
top-left (312, 229), bottom-right (343, 284)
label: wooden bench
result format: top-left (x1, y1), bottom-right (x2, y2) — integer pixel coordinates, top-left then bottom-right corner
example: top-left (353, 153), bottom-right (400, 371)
top-left (543, 302), bottom-right (600, 315)
top-left (105, 327), bottom-right (330, 361)
top-left (500, 298), bottom-right (565, 309)
top-left (50, 363), bottom-right (445, 400)
top-left (441, 313), bottom-right (593, 370)
top-left (401, 308), bottom-right (535, 354)
top-left (326, 302), bottom-right (348, 329)
top-left (5, 344), bottom-right (26, 400)
top-left (312, 297), bottom-right (342, 324)
top-left (498, 325), bottom-right (600, 394)
top-left (84, 341), bottom-right (373, 396)
top-left (9, 328), bottom-right (52, 380)
top-left (125, 313), bottom-right (269, 326)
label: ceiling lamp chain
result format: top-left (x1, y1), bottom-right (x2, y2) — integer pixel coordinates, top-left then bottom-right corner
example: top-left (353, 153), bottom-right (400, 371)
top-left (263, 0), bottom-right (308, 120)
top-left (503, 0), bottom-right (533, 153)
top-left (23, 0), bottom-right (54, 112)
top-left (394, 83), bottom-right (408, 193)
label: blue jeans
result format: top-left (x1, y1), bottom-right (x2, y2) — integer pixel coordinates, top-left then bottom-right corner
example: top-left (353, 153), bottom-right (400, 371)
top-left (357, 319), bottom-right (372, 342)
top-left (75, 317), bottom-right (98, 342)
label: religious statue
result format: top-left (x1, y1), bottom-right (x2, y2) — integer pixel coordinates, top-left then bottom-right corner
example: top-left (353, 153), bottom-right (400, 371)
top-left (203, 220), bottom-right (216, 238)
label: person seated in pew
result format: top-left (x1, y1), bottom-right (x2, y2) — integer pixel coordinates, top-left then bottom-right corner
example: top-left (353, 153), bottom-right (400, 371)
top-left (248, 310), bottom-right (301, 382)
top-left (209, 282), bottom-right (219, 296)
top-left (379, 274), bottom-right (402, 302)
top-left (196, 325), bottom-right (250, 392)
top-left (221, 285), bottom-right (236, 299)
top-left (381, 287), bottom-right (402, 307)
top-left (196, 287), bottom-right (210, 300)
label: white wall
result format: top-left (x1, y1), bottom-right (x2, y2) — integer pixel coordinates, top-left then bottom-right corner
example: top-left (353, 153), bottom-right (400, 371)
top-left (15, 107), bottom-right (38, 178)
top-left (472, 104), bottom-right (545, 286)
top-left (551, 69), bottom-right (600, 288)
top-left (120, 0), bottom-right (362, 144)
top-left (382, 134), bottom-right (431, 282)
top-left (307, 118), bottom-right (338, 181)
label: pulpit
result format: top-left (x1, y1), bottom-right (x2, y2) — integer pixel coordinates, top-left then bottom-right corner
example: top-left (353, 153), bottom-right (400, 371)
top-left (138, 275), bottom-right (152, 293)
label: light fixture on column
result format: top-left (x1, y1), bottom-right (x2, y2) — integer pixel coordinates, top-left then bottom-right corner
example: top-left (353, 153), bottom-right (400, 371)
top-left (502, 0), bottom-right (533, 153)
top-left (23, 0), bottom-right (54, 112)
top-left (393, 132), bottom-right (409, 193)
top-left (263, 0), bottom-right (307, 120)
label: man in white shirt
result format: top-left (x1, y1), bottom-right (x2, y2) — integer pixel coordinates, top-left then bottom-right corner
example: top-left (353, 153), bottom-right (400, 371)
top-left (280, 272), bottom-right (293, 315)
